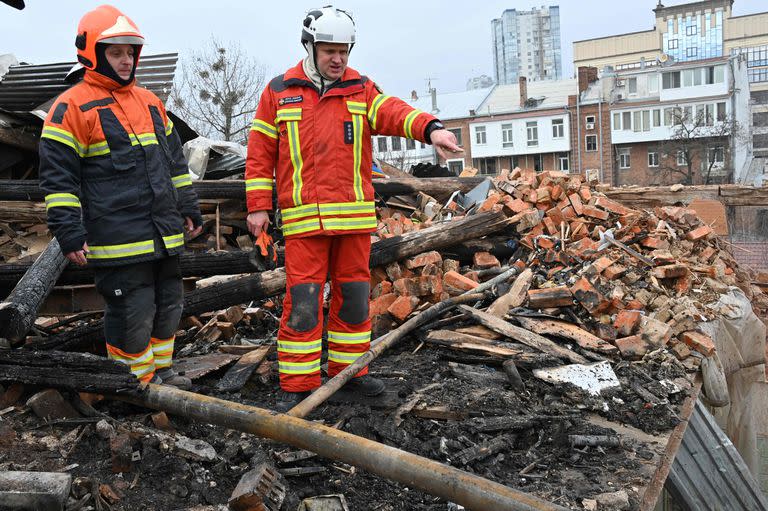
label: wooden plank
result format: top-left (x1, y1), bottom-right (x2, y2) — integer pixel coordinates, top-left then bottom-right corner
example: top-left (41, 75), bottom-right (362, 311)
top-left (603, 184), bottom-right (768, 208)
top-left (514, 316), bottom-right (619, 355)
top-left (457, 305), bottom-right (588, 364)
top-left (215, 345), bottom-right (273, 392)
top-left (487, 268), bottom-right (533, 317)
top-left (173, 353), bottom-right (240, 380)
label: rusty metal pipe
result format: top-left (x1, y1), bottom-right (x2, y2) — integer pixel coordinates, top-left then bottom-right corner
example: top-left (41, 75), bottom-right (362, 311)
top-left (121, 384), bottom-right (565, 511)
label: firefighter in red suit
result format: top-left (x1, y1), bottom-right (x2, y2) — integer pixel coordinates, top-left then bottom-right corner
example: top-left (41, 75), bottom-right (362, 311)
top-left (245, 6), bottom-right (461, 412)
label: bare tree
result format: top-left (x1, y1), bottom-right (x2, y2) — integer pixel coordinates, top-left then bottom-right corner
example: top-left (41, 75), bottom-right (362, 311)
top-left (170, 37), bottom-right (267, 142)
top-left (656, 107), bottom-right (745, 185)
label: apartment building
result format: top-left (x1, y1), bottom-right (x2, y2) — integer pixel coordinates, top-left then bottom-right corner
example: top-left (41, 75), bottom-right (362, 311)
top-left (491, 6), bottom-right (562, 84)
top-left (606, 55), bottom-right (750, 186)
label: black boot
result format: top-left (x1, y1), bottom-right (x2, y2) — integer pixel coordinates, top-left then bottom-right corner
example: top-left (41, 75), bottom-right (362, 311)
top-left (343, 375), bottom-right (385, 397)
top-left (275, 389), bottom-right (311, 413)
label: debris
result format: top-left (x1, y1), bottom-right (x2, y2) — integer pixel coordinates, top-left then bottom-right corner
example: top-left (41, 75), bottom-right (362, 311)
top-left (0, 471), bottom-right (72, 511)
top-left (533, 361), bottom-right (620, 396)
top-left (297, 494), bottom-right (350, 511)
top-left (26, 388), bottom-right (80, 421)
top-left (228, 463), bottom-right (286, 511)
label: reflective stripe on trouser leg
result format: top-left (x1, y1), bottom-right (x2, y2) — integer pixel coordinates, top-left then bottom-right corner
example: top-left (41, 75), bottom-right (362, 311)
top-left (151, 256), bottom-right (183, 369)
top-left (95, 262), bottom-right (156, 382)
top-left (327, 233), bottom-right (372, 378)
top-left (151, 336), bottom-right (175, 369)
top-left (106, 343), bottom-right (156, 382)
top-left (279, 236), bottom-right (333, 392)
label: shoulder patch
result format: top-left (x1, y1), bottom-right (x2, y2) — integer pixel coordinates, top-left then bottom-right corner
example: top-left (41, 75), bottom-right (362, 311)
top-left (269, 74), bottom-right (287, 93)
top-left (50, 102), bottom-right (68, 124)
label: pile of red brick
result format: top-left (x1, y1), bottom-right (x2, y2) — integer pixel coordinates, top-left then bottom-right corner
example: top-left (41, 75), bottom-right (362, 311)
top-left (367, 167), bottom-right (768, 366)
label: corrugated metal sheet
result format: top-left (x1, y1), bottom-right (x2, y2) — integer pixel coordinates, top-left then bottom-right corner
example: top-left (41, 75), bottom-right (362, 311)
top-left (0, 53), bottom-right (178, 113)
top-left (666, 400), bottom-right (768, 511)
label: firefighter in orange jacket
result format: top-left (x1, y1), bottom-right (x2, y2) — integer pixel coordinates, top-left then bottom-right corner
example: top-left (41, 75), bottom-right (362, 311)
top-left (246, 6), bottom-right (461, 411)
top-left (38, 5), bottom-right (202, 387)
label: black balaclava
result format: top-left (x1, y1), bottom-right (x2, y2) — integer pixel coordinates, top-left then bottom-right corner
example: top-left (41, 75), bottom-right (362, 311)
top-left (94, 43), bottom-right (141, 86)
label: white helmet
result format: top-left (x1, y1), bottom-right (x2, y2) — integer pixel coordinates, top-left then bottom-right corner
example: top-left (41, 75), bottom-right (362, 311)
top-left (301, 6), bottom-right (356, 50)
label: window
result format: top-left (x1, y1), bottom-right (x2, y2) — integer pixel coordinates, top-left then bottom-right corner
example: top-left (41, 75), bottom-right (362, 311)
top-left (709, 146), bottom-right (724, 165)
top-left (705, 104), bottom-right (714, 126)
top-left (558, 153), bottom-right (569, 172)
top-left (714, 65), bottom-right (725, 83)
top-left (628, 77), bottom-right (637, 94)
top-left (683, 106), bottom-right (693, 122)
top-left (648, 74), bottom-right (659, 93)
top-left (653, 109), bottom-right (661, 127)
top-left (683, 69), bottom-right (694, 87)
top-left (448, 128), bottom-right (462, 147)
top-left (552, 119), bottom-right (564, 138)
top-left (447, 159), bottom-right (464, 174)
top-left (406, 138), bottom-right (415, 150)
top-left (664, 107), bottom-right (674, 126)
top-left (526, 121), bottom-right (538, 146)
top-left (687, 47), bottom-right (698, 58)
top-left (693, 67), bottom-right (702, 85)
top-left (420, 142), bottom-right (426, 149)
top-left (696, 104), bottom-right (705, 123)
top-left (669, 39), bottom-right (679, 50)
top-left (585, 134), bottom-right (597, 151)
top-left (475, 157), bottom-right (497, 175)
top-left (619, 148), bottom-right (631, 169)
top-left (585, 115), bottom-right (595, 127)
top-left (662, 71), bottom-right (681, 89)
top-left (642, 110), bottom-right (650, 131)
top-left (377, 137), bottom-right (388, 152)
top-left (475, 126), bottom-right (487, 145)
top-left (677, 150), bottom-right (687, 166)
top-left (648, 150), bottom-right (659, 167)
top-left (716, 102), bottom-right (726, 121)
top-left (686, 25), bottom-right (697, 36)
top-left (613, 112), bottom-right (621, 130)
top-left (704, 66), bottom-right (715, 84)
top-left (502, 123), bottom-right (514, 148)
top-left (391, 136), bottom-right (401, 151)
top-left (533, 154), bottom-right (543, 172)
top-left (622, 111), bottom-right (632, 131)
top-left (633, 111), bottom-right (642, 132)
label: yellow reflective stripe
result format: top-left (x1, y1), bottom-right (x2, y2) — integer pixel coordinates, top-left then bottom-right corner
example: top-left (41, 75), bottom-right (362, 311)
top-left (367, 94), bottom-right (391, 130)
top-left (45, 193), bottom-right (81, 209)
top-left (328, 330), bottom-right (371, 345)
top-left (83, 141), bottom-right (110, 157)
top-left (278, 339), bottom-right (322, 354)
top-left (172, 173), bottom-right (193, 188)
top-left (163, 233), bottom-right (185, 250)
top-left (352, 113), bottom-right (364, 201)
top-left (88, 239), bottom-right (155, 259)
top-left (403, 109), bottom-right (421, 139)
top-left (318, 201), bottom-right (375, 217)
top-left (251, 119), bottom-right (278, 139)
top-left (130, 132), bottom-right (159, 146)
top-left (278, 359), bottom-right (321, 375)
top-left (346, 101), bottom-right (367, 115)
top-left (282, 218), bottom-right (321, 236)
top-left (328, 350), bottom-right (366, 364)
top-left (321, 216), bottom-right (378, 230)
top-left (41, 126), bottom-right (84, 156)
top-left (246, 178), bottom-right (273, 192)
top-left (165, 119), bottom-right (174, 136)
top-left (281, 203), bottom-right (319, 221)
top-left (287, 121), bottom-right (304, 207)
top-left (107, 346), bottom-right (154, 366)
top-left (275, 108), bottom-right (302, 123)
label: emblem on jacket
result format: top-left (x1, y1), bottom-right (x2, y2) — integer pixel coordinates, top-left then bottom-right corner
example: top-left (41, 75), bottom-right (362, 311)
top-left (278, 96), bottom-right (303, 106)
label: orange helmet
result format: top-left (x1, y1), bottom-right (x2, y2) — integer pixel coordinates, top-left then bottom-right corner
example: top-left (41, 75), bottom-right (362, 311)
top-left (75, 5), bottom-right (144, 69)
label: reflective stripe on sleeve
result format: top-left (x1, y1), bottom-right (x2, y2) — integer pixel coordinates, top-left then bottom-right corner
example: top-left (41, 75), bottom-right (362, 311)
top-left (45, 193), bottom-right (81, 209)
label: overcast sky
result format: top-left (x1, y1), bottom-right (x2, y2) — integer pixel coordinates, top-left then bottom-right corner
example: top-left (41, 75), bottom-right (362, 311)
top-left (1, 0), bottom-right (766, 99)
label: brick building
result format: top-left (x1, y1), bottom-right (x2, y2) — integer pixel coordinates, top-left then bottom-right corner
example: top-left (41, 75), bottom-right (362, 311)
top-left (569, 67), bottom-right (613, 184)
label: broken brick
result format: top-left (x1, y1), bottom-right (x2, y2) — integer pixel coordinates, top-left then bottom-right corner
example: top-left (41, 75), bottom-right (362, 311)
top-left (578, 186), bottom-right (592, 203)
top-left (510, 209), bottom-right (541, 233)
top-left (570, 277), bottom-right (609, 314)
top-left (404, 251), bottom-right (442, 269)
top-left (581, 205), bottom-right (610, 221)
top-left (680, 330), bottom-right (716, 356)
top-left (594, 196), bottom-right (635, 216)
top-left (472, 251), bottom-right (501, 269)
top-left (603, 264), bottom-right (627, 280)
top-left (387, 295), bottom-right (421, 322)
top-left (615, 335), bottom-right (651, 360)
top-left (369, 293), bottom-right (397, 317)
top-left (421, 263), bottom-right (441, 276)
top-left (545, 206), bottom-right (565, 227)
top-left (639, 316), bottom-right (672, 347)
top-left (371, 280), bottom-right (393, 299)
top-left (614, 310), bottom-right (642, 337)
top-left (686, 224), bottom-right (714, 241)
top-left (26, 389), bottom-right (80, 421)
top-left (561, 205), bottom-right (577, 219)
top-left (502, 197), bottom-right (530, 215)
top-left (568, 193), bottom-right (584, 216)
top-left (443, 259), bottom-right (460, 274)
top-left (652, 264), bottom-right (689, 280)
top-left (478, 192), bottom-right (502, 212)
top-left (640, 237), bottom-right (669, 250)
top-left (542, 216), bottom-right (558, 235)
top-left (370, 267), bottom-right (388, 288)
top-left (385, 262), bottom-right (403, 281)
top-left (443, 271), bottom-right (479, 294)
top-left (0, 383), bottom-right (24, 408)
top-left (668, 340), bottom-right (692, 360)
top-left (527, 286), bottom-right (573, 308)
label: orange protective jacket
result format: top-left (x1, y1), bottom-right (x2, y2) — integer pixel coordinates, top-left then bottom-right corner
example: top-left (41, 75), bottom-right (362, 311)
top-left (245, 61), bottom-right (437, 238)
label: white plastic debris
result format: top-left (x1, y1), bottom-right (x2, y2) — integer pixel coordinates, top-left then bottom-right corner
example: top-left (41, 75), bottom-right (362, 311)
top-left (533, 361), bottom-right (620, 396)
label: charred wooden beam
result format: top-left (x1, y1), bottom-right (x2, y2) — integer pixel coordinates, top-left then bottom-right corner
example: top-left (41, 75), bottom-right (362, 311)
top-left (603, 184), bottom-right (768, 207)
top-left (0, 177), bottom-right (486, 202)
top-left (0, 238), bottom-right (68, 344)
top-left (0, 128), bottom-right (39, 152)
